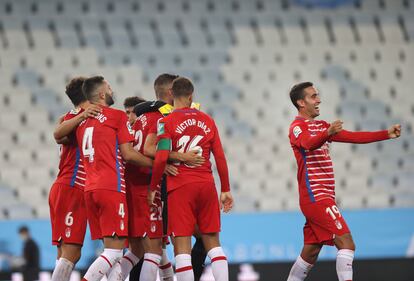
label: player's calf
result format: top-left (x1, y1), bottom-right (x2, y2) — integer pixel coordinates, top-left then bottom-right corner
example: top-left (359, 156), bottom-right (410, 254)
top-left (52, 243), bottom-right (82, 281)
top-left (201, 233), bottom-right (228, 281)
top-left (334, 234), bottom-right (355, 281)
top-left (140, 237), bottom-right (163, 281)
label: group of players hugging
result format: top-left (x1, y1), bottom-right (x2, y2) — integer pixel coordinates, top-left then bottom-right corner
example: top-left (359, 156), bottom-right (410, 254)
top-left (48, 73), bottom-right (401, 281)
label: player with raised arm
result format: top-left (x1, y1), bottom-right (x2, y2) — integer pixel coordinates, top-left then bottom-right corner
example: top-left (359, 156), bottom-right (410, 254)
top-left (286, 82), bottom-right (401, 281)
top-left (149, 77), bottom-right (233, 281)
top-left (49, 77), bottom-right (101, 281)
top-left (76, 76), bottom-right (153, 281)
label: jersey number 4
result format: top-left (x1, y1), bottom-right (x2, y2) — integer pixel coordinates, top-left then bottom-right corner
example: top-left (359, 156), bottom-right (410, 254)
top-left (82, 127), bottom-right (95, 162)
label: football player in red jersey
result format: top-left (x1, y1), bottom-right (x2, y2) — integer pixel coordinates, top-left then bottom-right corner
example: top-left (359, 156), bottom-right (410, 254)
top-left (142, 74), bottom-right (207, 281)
top-left (287, 82), bottom-right (401, 281)
top-left (111, 75), bottom-right (204, 281)
top-left (76, 76), bottom-right (153, 281)
top-left (124, 96), bottom-right (145, 126)
top-left (149, 77), bottom-right (233, 281)
top-left (50, 77), bottom-right (101, 281)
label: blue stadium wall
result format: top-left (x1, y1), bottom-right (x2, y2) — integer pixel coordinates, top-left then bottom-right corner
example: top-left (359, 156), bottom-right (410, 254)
top-left (0, 208), bottom-right (413, 280)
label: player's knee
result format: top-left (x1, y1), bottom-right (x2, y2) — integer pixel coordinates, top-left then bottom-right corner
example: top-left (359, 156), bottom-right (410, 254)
top-left (347, 239), bottom-right (356, 251)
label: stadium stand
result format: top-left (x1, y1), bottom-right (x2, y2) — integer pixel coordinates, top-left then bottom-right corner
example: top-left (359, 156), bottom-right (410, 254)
top-left (0, 0), bottom-right (413, 219)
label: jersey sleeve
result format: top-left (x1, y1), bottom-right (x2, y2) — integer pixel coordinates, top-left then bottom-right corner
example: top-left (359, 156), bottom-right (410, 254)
top-left (211, 121), bottom-right (230, 192)
top-left (117, 111), bottom-right (134, 145)
top-left (156, 117), bottom-right (172, 151)
top-left (149, 117), bottom-right (172, 191)
top-left (62, 110), bottom-right (83, 143)
top-left (329, 129), bottom-right (389, 143)
top-left (148, 114), bottom-right (162, 135)
top-left (289, 121), bottom-right (330, 151)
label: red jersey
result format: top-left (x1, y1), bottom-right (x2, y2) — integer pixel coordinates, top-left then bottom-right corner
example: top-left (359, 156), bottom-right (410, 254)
top-left (54, 109), bottom-right (86, 190)
top-left (156, 108), bottom-right (230, 192)
top-left (76, 106), bottom-right (134, 193)
top-left (289, 116), bottom-right (389, 205)
top-left (125, 111), bottom-right (163, 191)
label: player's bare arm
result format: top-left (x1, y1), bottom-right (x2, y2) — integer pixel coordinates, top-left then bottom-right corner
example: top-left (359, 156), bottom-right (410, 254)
top-left (144, 133), bottom-right (205, 166)
top-left (53, 105), bottom-right (101, 140)
top-left (120, 142), bottom-right (153, 168)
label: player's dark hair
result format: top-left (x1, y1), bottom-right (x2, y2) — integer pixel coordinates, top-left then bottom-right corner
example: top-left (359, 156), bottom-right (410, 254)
top-left (289, 81), bottom-right (313, 110)
top-left (172, 77), bottom-right (194, 98)
top-left (82, 76), bottom-right (105, 102)
top-left (65, 77), bottom-right (87, 107)
top-left (154, 73), bottom-right (179, 99)
top-left (123, 96), bottom-right (146, 108)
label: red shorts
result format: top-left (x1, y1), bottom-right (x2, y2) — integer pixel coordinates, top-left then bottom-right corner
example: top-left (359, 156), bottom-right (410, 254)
top-left (168, 182), bottom-right (220, 236)
top-left (49, 183), bottom-right (87, 245)
top-left (84, 190), bottom-right (129, 240)
top-left (127, 186), bottom-right (163, 239)
top-left (301, 199), bottom-right (350, 246)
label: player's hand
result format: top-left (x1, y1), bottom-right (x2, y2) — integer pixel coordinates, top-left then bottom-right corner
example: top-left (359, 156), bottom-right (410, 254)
top-left (147, 190), bottom-right (156, 206)
top-left (83, 104), bottom-right (101, 119)
top-left (164, 164), bottom-right (178, 176)
top-left (58, 114), bottom-right (65, 124)
top-left (388, 124), bottom-right (401, 139)
top-left (327, 120), bottom-right (343, 136)
top-left (180, 150), bottom-right (205, 166)
top-left (220, 192), bottom-right (234, 213)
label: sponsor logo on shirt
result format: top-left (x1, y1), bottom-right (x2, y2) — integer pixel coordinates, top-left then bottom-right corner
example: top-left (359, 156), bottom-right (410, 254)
top-left (157, 122), bottom-right (165, 136)
top-left (293, 126), bottom-right (302, 138)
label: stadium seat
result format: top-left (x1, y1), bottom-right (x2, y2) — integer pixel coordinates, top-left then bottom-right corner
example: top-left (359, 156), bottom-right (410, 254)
top-left (0, 0), bottom-right (413, 216)
top-left (0, 185), bottom-right (19, 208)
top-left (6, 203), bottom-right (34, 219)
top-left (17, 185), bottom-right (47, 204)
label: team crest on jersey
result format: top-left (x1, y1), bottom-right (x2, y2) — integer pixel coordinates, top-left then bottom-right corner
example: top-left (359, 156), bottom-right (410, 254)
top-left (293, 126), bottom-right (302, 138)
top-left (126, 121), bottom-right (133, 134)
top-left (151, 222), bottom-right (157, 233)
top-left (69, 108), bottom-right (81, 115)
top-left (65, 227), bottom-right (71, 238)
top-left (335, 220), bottom-right (343, 230)
top-left (157, 122), bottom-right (165, 136)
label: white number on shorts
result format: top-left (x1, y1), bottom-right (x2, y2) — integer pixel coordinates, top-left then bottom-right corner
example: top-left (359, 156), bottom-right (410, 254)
top-left (82, 127), bottom-right (95, 162)
top-left (65, 212), bottom-right (74, 226)
top-left (177, 135), bottom-right (204, 167)
top-left (119, 203), bottom-right (125, 218)
top-left (149, 206), bottom-right (162, 221)
top-left (134, 130), bottom-right (143, 151)
top-left (325, 205), bottom-right (341, 220)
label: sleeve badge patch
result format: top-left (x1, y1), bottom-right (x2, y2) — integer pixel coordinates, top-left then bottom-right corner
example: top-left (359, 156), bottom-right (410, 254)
top-left (157, 121), bottom-right (165, 136)
top-left (293, 126), bottom-right (302, 138)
